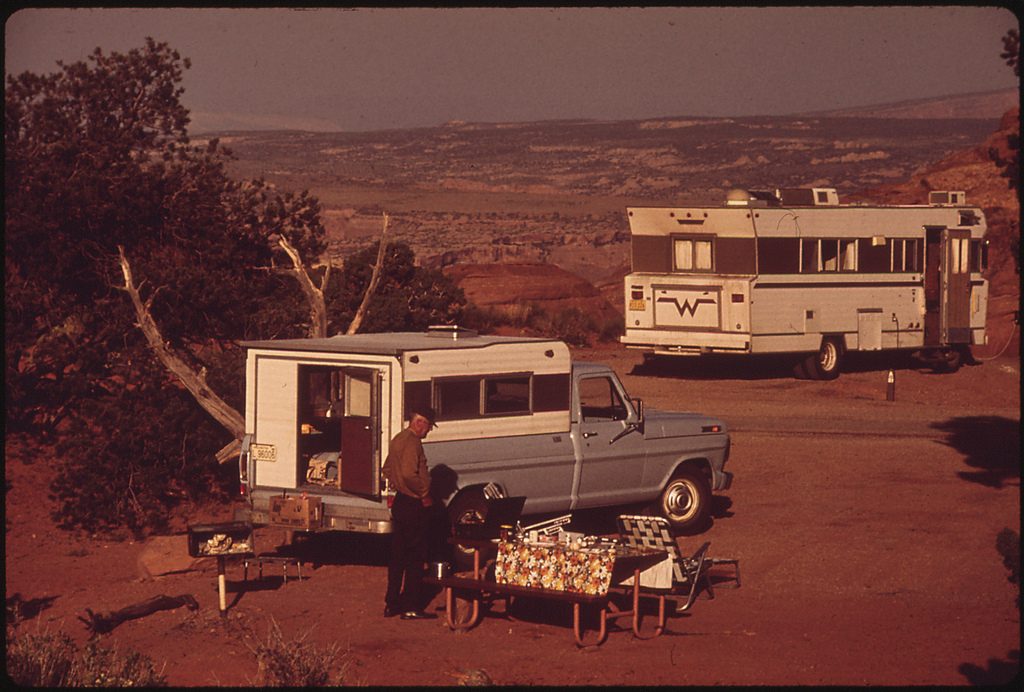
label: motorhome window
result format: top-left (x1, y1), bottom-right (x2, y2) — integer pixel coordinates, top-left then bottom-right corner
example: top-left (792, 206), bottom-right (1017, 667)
top-left (821, 239), bottom-right (840, 272)
top-left (484, 375), bottom-right (531, 415)
top-left (579, 376), bottom-right (628, 422)
top-left (435, 378), bottom-right (482, 420)
top-left (756, 238), bottom-right (799, 274)
top-left (716, 237), bottom-right (757, 274)
top-left (889, 238), bottom-right (921, 272)
top-left (860, 238), bottom-right (890, 272)
top-left (951, 238), bottom-right (969, 275)
top-left (800, 239), bottom-right (819, 273)
top-left (816, 190), bottom-right (829, 204)
top-left (906, 238), bottom-right (921, 272)
top-left (840, 239), bottom-right (858, 271)
top-left (971, 240), bottom-right (988, 272)
top-left (673, 237), bottom-right (713, 272)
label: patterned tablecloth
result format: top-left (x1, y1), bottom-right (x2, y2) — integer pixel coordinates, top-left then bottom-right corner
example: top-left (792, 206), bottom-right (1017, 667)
top-left (495, 540), bottom-right (617, 595)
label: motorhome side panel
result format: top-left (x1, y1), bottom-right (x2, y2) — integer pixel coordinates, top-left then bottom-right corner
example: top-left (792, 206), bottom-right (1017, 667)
top-left (748, 276), bottom-right (927, 353)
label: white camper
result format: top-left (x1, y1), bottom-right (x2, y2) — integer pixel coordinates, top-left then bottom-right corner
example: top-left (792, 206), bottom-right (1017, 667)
top-left (621, 188), bottom-right (989, 378)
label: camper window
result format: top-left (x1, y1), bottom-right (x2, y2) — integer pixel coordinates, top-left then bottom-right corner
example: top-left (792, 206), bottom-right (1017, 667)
top-left (435, 377), bottom-right (482, 420)
top-left (484, 375), bottom-right (531, 415)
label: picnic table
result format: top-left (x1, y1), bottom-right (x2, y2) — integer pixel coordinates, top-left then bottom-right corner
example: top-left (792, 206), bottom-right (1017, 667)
top-left (426, 537), bottom-right (668, 647)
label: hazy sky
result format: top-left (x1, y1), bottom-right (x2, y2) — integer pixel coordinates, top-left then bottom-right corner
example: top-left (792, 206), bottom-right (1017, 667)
top-left (5, 6), bottom-right (1019, 133)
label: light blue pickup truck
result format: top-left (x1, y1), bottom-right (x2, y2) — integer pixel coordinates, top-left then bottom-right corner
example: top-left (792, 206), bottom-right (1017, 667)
top-left (237, 327), bottom-right (732, 543)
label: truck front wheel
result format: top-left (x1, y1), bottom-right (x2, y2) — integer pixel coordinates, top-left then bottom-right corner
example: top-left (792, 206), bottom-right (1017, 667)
top-left (653, 468), bottom-right (711, 534)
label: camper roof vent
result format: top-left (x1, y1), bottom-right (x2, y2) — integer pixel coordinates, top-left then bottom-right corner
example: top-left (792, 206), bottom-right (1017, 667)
top-left (725, 189), bottom-right (780, 207)
top-left (776, 187), bottom-right (839, 206)
top-left (426, 325), bottom-right (478, 340)
top-left (928, 191), bottom-right (966, 206)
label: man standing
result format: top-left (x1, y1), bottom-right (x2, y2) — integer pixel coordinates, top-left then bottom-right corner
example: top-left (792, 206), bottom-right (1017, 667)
top-left (382, 406), bottom-right (438, 620)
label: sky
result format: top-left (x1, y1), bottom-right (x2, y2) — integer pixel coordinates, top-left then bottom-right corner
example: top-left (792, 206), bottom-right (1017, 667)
top-left (4, 6), bottom-right (1019, 134)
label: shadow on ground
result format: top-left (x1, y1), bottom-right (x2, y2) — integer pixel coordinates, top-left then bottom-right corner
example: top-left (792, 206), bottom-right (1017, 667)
top-left (630, 350), bottom-right (936, 381)
top-left (931, 415), bottom-right (1021, 488)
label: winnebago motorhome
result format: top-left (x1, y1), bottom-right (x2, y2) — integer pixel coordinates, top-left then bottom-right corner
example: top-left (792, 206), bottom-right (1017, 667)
top-left (237, 327), bottom-right (732, 548)
top-left (621, 188), bottom-right (989, 378)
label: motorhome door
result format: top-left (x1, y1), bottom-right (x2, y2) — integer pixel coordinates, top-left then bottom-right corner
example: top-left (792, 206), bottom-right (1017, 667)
top-left (942, 229), bottom-right (972, 344)
top-left (340, 367), bottom-right (382, 497)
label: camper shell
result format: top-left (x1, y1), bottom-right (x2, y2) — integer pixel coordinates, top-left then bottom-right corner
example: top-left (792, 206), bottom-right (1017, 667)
top-left (237, 326), bottom-right (732, 536)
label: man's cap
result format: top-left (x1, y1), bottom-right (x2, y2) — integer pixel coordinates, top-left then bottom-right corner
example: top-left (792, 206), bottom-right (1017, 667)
top-left (410, 405), bottom-right (437, 427)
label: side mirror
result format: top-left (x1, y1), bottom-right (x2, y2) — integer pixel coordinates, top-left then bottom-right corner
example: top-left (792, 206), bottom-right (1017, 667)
top-left (632, 397), bottom-right (644, 432)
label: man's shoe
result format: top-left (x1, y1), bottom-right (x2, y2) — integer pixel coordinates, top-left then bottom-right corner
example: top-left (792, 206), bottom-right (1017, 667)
top-left (384, 606), bottom-right (399, 618)
top-left (400, 610), bottom-right (438, 620)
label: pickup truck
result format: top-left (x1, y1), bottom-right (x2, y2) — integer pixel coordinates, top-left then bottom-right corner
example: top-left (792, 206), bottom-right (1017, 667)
top-left (236, 327), bottom-right (732, 547)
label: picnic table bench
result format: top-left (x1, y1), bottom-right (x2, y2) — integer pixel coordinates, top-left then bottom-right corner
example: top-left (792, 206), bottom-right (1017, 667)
top-left (427, 539), bottom-right (668, 647)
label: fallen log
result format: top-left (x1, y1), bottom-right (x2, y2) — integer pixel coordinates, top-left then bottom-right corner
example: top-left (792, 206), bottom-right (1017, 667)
top-left (79, 594), bottom-right (199, 634)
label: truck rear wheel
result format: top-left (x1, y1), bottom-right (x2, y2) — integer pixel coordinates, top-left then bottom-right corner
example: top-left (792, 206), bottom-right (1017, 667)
top-left (652, 468), bottom-right (711, 534)
top-left (803, 337), bottom-right (843, 380)
top-left (447, 489), bottom-right (488, 571)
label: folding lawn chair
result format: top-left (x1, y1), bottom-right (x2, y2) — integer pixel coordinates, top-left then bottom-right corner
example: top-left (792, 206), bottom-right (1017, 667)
top-left (617, 514), bottom-right (740, 613)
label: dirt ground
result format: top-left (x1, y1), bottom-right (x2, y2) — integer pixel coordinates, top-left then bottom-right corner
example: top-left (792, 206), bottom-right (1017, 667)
top-left (5, 343), bottom-right (1020, 686)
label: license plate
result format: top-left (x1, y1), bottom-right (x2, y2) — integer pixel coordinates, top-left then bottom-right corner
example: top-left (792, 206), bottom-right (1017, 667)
top-left (250, 443), bottom-right (277, 462)
top-left (629, 299), bottom-right (646, 311)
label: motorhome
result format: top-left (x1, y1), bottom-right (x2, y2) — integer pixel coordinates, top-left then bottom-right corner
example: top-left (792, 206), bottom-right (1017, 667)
top-left (236, 327), bottom-right (732, 554)
top-left (621, 188), bottom-right (989, 378)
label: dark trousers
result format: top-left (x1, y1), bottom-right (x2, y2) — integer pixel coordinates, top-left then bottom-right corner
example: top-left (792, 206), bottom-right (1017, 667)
top-left (385, 492), bottom-right (429, 612)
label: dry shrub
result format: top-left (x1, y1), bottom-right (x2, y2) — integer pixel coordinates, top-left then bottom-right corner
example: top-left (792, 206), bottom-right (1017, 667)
top-left (5, 623), bottom-right (167, 687)
top-left (249, 617), bottom-right (349, 687)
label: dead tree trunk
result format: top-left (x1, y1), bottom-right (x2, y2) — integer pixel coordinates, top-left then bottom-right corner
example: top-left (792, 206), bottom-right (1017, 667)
top-left (79, 594), bottom-right (199, 635)
top-left (119, 213), bottom-right (390, 464)
top-left (277, 234), bottom-right (330, 339)
top-left (346, 212), bottom-right (389, 335)
top-left (117, 246), bottom-right (245, 442)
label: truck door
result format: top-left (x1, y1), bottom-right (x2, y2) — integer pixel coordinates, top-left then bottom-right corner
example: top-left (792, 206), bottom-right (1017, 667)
top-left (942, 229), bottom-right (972, 344)
top-left (573, 373), bottom-right (646, 508)
top-left (339, 367), bottom-right (382, 497)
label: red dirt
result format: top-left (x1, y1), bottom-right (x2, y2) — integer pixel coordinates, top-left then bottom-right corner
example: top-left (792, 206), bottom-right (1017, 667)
top-left (5, 343), bottom-right (1020, 686)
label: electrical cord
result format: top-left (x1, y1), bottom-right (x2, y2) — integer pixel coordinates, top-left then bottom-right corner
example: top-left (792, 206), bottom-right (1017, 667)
top-left (973, 317), bottom-right (1019, 361)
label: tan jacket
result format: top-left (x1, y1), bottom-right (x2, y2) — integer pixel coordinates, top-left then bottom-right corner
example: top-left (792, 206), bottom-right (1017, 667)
top-left (382, 427), bottom-right (431, 499)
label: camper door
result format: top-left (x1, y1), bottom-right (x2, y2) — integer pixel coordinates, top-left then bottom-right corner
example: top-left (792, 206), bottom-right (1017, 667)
top-left (296, 363), bottom-right (383, 497)
top-left (339, 367), bottom-right (382, 497)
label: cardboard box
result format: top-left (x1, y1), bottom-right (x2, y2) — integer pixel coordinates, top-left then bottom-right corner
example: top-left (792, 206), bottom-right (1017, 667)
top-left (269, 495), bottom-right (322, 530)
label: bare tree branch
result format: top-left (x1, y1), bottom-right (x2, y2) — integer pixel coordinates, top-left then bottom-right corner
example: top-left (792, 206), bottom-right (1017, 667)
top-left (278, 234), bottom-right (329, 338)
top-left (347, 212), bottom-right (390, 335)
top-left (117, 246), bottom-right (245, 451)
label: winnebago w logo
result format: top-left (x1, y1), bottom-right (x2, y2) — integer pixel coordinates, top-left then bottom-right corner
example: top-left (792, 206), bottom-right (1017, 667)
top-left (656, 296), bottom-right (716, 317)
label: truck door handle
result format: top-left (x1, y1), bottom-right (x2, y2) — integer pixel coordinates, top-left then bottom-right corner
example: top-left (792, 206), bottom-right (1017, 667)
top-left (582, 431), bottom-right (598, 439)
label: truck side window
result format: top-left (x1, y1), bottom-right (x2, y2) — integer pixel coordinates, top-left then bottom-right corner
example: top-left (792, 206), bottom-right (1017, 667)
top-left (579, 377), bottom-right (627, 422)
